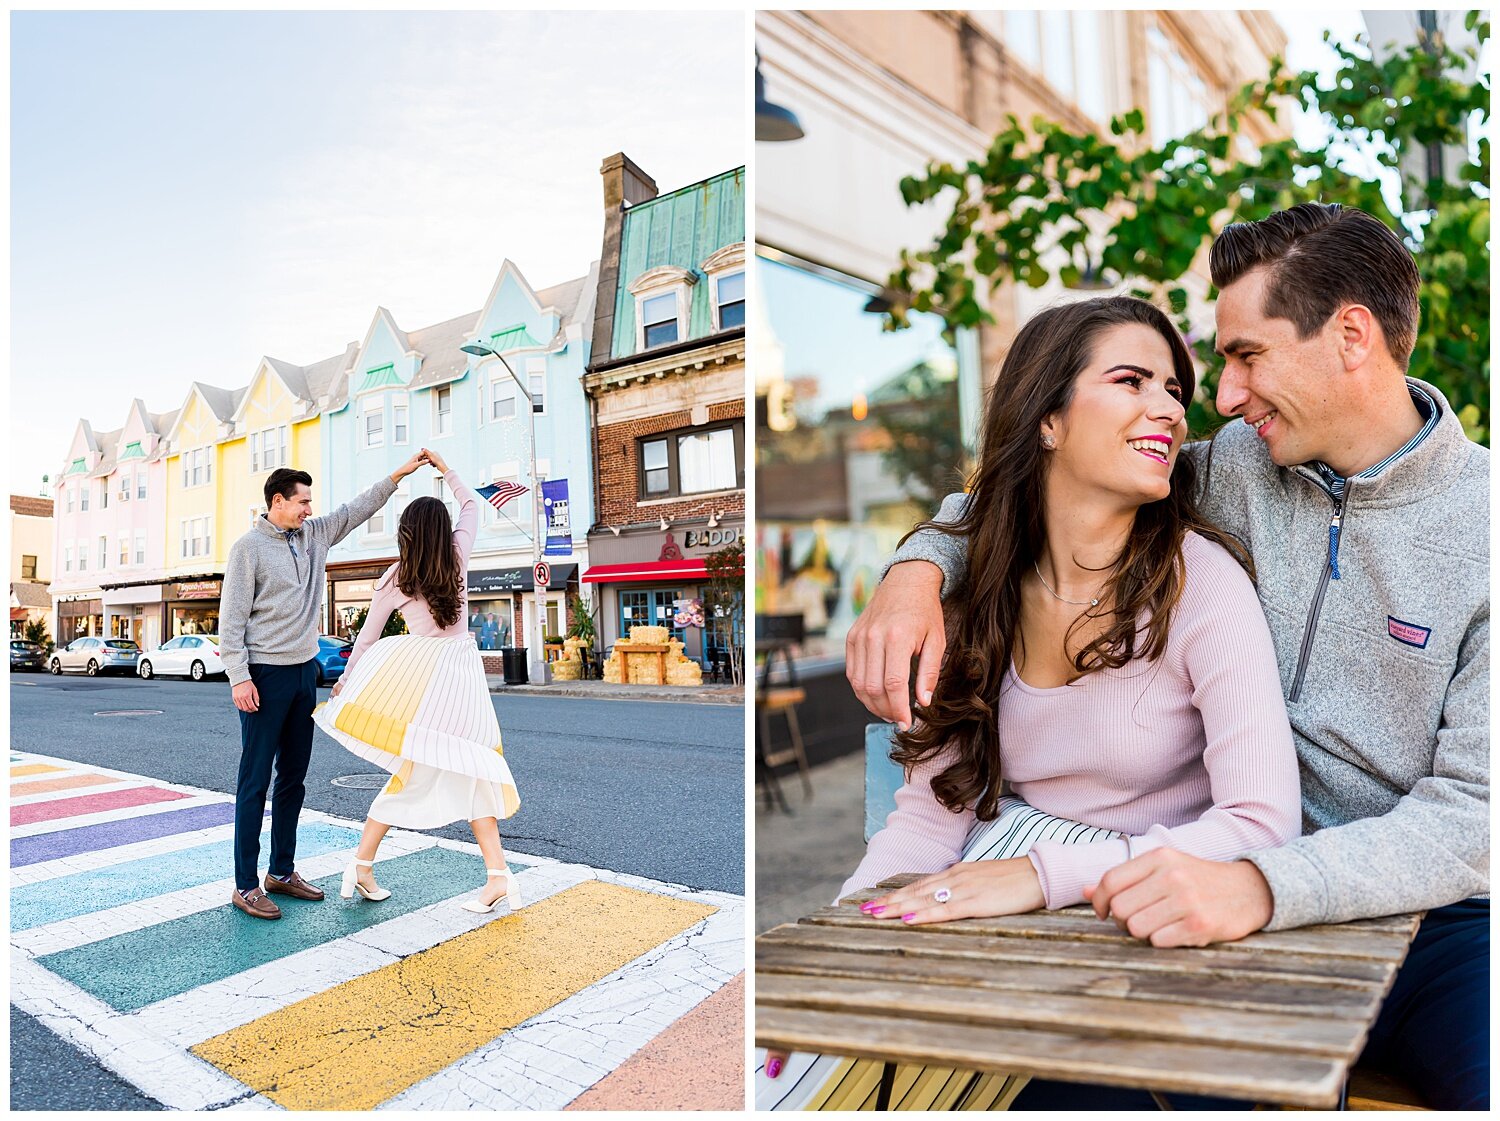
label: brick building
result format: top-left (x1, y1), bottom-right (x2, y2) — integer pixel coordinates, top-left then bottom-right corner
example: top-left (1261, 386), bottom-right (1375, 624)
top-left (582, 154), bottom-right (746, 668)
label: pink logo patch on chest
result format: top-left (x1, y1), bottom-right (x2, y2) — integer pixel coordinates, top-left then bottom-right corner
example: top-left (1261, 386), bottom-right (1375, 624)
top-left (1387, 617), bottom-right (1431, 649)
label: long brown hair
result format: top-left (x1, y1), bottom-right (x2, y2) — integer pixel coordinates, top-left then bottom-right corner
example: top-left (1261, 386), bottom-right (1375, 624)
top-left (395, 497), bottom-right (464, 629)
top-left (892, 296), bottom-right (1251, 822)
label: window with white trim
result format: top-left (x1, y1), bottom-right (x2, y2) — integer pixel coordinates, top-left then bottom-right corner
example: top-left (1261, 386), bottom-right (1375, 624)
top-left (250, 425), bottom-right (288, 473)
top-left (182, 447), bottom-right (212, 488)
top-left (181, 516), bottom-right (212, 559)
top-left (119, 472), bottom-right (132, 501)
top-left (63, 546), bottom-right (72, 573)
top-left (434, 386), bottom-right (453, 435)
top-left (98, 536), bottom-right (108, 569)
top-left (80, 486), bottom-right (89, 512)
top-left (526, 358), bottom-right (547, 415)
top-left (137, 473), bottom-right (147, 500)
top-left (100, 482), bottom-right (108, 510)
top-left (118, 535), bottom-right (130, 566)
top-left (641, 292), bottom-right (679, 348)
top-left (713, 270), bottom-right (745, 330)
top-left (77, 538), bottom-right (88, 572)
top-left (66, 487), bottom-right (75, 514)
top-left (1147, 24), bottom-right (1210, 145)
top-left (482, 462), bottom-right (522, 528)
top-left (489, 375), bottom-right (516, 422)
top-left (134, 531), bottom-right (146, 565)
top-left (434, 476), bottom-right (458, 521)
top-left (367, 503), bottom-right (386, 536)
top-left (393, 397), bottom-right (409, 445)
top-left (363, 398), bottom-right (385, 448)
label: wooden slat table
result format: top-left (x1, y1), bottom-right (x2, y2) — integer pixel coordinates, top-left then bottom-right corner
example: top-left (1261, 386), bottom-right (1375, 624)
top-left (756, 875), bottom-right (1422, 1110)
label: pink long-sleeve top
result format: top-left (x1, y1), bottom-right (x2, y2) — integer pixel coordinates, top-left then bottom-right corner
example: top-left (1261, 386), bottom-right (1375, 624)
top-left (844, 531), bottom-right (1302, 909)
top-left (344, 469), bottom-right (478, 679)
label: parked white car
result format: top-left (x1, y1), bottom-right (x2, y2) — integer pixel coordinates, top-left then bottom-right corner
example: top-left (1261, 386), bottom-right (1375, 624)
top-left (138, 634), bottom-right (226, 682)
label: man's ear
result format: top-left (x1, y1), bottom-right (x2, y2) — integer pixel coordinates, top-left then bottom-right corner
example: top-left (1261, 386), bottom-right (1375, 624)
top-left (1337, 303), bottom-right (1376, 372)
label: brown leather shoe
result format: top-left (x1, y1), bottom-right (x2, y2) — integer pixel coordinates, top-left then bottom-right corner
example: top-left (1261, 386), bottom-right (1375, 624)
top-left (233, 886), bottom-right (282, 920)
top-left (264, 870), bottom-right (325, 901)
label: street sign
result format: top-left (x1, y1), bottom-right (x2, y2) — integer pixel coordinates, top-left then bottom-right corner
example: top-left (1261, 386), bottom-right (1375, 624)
top-left (533, 561), bottom-right (550, 588)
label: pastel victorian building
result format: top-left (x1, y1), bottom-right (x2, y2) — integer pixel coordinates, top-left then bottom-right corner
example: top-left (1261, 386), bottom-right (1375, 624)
top-left (321, 260), bottom-right (598, 661)
top-left (50, 401), bottom-right (177, 646)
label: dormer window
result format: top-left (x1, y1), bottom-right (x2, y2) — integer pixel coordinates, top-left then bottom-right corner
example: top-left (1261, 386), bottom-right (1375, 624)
top-left (642, 293), bottom-right (680, 347)
top-left (700, 243), bottom-right (746, 333)
top-left (363, 398), bottom-right (385, 448)
top-left (628, 266), bottom-right (696, 352)
top-left (250, 425), bottom-right (288, 473)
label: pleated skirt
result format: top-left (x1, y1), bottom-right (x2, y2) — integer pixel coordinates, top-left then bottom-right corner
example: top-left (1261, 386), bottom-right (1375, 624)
top-left (754, 798), bottom-right (1123, 1111)
top-left (312, 633), bottom-right (520, 829)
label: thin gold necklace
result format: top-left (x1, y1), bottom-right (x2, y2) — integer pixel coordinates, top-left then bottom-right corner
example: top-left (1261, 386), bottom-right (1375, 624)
top-left (1032, 560), bottom-right (1102, 608)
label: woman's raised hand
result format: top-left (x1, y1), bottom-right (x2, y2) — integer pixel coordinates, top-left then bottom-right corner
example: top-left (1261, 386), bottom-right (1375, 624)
top-left (421, 446), bottom-right (449, 474)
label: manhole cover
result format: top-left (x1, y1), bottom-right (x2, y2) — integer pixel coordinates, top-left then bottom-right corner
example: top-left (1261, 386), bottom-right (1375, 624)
top-left (94, 709), bottom-right (164, 716)
top-left (332, 774), bottom-right (390, 789)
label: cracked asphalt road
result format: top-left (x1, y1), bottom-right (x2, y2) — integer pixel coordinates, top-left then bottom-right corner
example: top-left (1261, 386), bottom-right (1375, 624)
top-left (10, 675), bottom-right (744, 892)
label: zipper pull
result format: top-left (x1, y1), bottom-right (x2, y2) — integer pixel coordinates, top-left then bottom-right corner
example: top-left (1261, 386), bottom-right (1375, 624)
top-left (1328, 507), bottom-right (1343, 581)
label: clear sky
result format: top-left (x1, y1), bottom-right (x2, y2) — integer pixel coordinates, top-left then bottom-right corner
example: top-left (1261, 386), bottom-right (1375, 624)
top-left (10, 10), bottom-right (747, 495)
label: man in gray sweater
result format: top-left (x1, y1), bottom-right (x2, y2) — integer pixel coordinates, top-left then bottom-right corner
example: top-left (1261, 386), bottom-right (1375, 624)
top-left (846, 204), bottom-right (1486, 1108)
top-left (222, 455), bottom-right (425, 919)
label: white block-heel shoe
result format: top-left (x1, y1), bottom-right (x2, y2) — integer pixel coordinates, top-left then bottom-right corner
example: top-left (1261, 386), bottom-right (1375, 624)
top-left (340, 858), bottom-right (391, 901)
top-left (460, 866), bottom-right (521, 913)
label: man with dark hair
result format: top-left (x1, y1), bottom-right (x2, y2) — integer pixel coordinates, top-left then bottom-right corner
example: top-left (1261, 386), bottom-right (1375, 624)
top-left (846, 203), bottom-right (1487, 1107)
top-left (222, 455), bottom-right (427, 920)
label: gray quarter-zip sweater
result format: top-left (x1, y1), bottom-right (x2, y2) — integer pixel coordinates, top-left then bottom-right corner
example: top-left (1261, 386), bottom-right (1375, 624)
top-left (219, 478), bottom-right (397, 687)
top-left (886, 378), bottom-right (1488, 929)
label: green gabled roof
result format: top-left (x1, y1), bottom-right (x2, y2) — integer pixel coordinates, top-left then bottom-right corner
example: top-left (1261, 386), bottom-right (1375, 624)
top-left (357, 363), bottom-right (403, 392)
top-left (67, 457), bottom-right (87, 475)
top-left (490, 325), bottom-right (542, 352)
top-left (119, 441), bottom-right (145, 459)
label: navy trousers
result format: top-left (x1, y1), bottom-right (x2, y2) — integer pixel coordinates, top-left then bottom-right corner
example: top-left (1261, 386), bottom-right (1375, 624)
top-left (1010, 898), bottom-right (1490, 1110)
top-left (233, 659), bottom-right (318, 892)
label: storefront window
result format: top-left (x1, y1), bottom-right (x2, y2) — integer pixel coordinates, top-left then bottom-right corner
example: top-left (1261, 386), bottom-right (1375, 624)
top-left (467, 599), bottom-right (515, 651)
top-left (173, 605), bottom-right (219, 636)
top-left (755, 251), bottom-right (979, 664)
top-left (619, 588), bottom-right (686, 645)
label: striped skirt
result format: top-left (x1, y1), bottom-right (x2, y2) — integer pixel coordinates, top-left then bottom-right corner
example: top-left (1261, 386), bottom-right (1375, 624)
top-left (312, 633), bottom-right (520, 829)
top-left (754, 798), bottom-right (1123, 1111)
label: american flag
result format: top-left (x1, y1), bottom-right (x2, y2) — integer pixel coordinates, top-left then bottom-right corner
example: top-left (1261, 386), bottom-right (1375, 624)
top-left (477, 481), bottom-right (528, 511)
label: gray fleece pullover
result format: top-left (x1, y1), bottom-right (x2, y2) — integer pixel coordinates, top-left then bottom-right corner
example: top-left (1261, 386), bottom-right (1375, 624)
top-left (220, 478), bottom-right (397, 687)
top-left (888, 378), bottom-right (1488, 929)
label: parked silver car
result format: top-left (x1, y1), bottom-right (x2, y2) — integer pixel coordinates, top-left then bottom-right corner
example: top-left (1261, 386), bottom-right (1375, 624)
top-left (50, 636), bottom-right (140, 676)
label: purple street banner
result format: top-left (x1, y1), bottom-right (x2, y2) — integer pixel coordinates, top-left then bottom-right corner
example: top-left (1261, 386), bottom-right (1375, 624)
top-left (542, 479), bottom-right (571, 558)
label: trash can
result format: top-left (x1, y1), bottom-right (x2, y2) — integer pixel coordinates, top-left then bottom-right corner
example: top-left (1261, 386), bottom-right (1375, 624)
top-left (501, 647), bottom-right (529, 685)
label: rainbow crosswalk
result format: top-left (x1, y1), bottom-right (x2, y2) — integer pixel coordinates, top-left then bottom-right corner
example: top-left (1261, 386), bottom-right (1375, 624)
top-left (10, 751), bottom-right (745, 1110)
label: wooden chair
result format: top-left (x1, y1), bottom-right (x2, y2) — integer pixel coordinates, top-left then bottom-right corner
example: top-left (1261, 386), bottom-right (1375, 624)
top-left (757, 631), bottom-right (812, 812)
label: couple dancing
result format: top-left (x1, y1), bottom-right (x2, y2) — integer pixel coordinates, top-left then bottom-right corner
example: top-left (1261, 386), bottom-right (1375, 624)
top-left (220, 447), bottom-right (522, 921)
top-left (759, 202), bottom-right (1487, 1110)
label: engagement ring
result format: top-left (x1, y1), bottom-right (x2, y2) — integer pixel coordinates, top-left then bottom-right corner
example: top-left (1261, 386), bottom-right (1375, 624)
top-left (933, 887), bottom-right (952, 904)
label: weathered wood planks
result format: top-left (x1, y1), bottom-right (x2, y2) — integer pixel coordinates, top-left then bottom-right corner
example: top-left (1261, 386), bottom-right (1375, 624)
top-left (755, 882), bottom-right (1424, 1108)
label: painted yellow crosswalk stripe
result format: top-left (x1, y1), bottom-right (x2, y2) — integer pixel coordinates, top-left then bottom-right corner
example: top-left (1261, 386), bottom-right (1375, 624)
top-left (191, 879), bottom-right (717, 1111)
top-left (12, 764), bottom-right (67, 777)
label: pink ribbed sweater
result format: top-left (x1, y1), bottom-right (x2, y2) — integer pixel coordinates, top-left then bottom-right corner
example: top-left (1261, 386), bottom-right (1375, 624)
top-left (844, 532), bottom-right (1302, 909)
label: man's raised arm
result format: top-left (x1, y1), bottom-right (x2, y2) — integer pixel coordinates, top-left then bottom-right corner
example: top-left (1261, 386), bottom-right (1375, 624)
top-left (845, 492), bottom-right (972, 728)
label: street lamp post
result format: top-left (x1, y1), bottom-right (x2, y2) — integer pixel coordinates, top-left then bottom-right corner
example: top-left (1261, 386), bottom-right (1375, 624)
top-left (460, 342), bottom-right (548, 685)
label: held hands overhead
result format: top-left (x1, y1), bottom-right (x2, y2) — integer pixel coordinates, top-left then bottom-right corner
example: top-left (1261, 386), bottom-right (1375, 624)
top-left (389, 447), bottom-right (449, 483)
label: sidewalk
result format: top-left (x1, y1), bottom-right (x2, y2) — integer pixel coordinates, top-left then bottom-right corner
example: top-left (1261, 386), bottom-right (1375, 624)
top-left (10, 750), bottom-right (744, 1111)
top-left (755, 750), bottom-right (867, 933)
top-left (486, 676), bottom-right (744, 705)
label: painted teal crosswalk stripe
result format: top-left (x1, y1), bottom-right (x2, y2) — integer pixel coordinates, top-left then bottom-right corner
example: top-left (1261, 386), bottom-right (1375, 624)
top-left (37, 846), bottom-right (525, 1012)
top-left (12, 822), bottom-right (361, 932)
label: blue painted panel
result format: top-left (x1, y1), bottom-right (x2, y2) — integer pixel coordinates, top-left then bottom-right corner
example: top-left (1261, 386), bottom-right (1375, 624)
top-left (865, 723), bottom-right (904, 843)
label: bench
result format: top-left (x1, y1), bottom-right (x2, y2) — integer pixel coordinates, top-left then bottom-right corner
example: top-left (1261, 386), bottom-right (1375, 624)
top-left (860, 722), bottom-right (1429, 1111)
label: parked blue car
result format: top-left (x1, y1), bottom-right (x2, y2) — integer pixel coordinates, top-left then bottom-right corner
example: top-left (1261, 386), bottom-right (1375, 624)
top-left (314, 636), bottom-right (353, 687)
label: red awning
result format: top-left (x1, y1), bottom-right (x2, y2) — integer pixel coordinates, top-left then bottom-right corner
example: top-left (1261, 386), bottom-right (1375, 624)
top-left (10, 608), bottom-right (29, 622)
top-left (581, 560), bottom-right (709, 584)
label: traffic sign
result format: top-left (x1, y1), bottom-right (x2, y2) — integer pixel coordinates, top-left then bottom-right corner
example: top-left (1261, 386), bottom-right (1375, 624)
top-left (533, 561), bottom-right (550, 588)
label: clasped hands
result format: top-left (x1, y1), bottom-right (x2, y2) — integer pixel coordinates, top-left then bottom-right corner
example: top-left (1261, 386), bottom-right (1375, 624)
top-left (390, 446), bottom-right (449, 483)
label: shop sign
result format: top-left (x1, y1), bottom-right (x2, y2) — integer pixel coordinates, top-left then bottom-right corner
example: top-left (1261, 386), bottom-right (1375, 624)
top-left (684, 527), bottom-right (746, 549)
top-left (673, 597), bottom-right (705, 628)
top-left (176, 581), bottom-right (221, 600)
top-left (468, 568), bottom-right (528, 593)
top-left (542, 480), bottom-right (572, 558)
top-left (337, 580), bottom-right (375, 600)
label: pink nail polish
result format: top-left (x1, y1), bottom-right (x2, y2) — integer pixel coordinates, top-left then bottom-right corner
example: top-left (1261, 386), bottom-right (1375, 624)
top-left (902, 913), bottom-right (917, 922)
top-left (767, 1057), bottom-right (783, 1079)
top-left (868, 905), bottom-right (885, 915)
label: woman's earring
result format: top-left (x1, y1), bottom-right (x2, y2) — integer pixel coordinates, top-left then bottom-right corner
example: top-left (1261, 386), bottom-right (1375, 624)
top-left (1041, 434), bottom-right (1056, 449)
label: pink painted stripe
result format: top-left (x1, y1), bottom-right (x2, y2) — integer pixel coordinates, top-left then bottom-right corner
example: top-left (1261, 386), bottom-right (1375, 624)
top-left (11, 785), bottom-right (190, 827)
top-left (565, 973), bottom-right (745, 1111)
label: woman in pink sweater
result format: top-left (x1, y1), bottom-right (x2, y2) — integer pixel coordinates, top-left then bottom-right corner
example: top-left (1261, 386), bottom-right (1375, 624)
top-left (758, 296), bottom-right (1300, 1109)
top-left (313, 447), bottom-right (522, 915)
